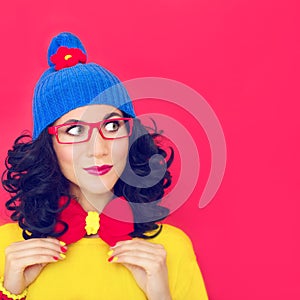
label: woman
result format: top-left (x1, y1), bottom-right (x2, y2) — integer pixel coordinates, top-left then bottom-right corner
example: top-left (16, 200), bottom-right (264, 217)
top-left (0, 32), bottom-right (208, 299)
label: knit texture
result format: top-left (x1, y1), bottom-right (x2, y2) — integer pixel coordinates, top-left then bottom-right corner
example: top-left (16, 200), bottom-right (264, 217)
top-left (32, 32), bottom-right (135, 139)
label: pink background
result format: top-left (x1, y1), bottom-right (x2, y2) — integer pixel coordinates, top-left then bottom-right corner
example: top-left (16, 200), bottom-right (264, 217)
top-left (1, 0), bottom-right (299, 299)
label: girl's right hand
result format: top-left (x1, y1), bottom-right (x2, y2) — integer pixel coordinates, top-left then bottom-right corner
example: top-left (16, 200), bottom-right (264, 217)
top-left (3, 238), bottom-right (67, 294)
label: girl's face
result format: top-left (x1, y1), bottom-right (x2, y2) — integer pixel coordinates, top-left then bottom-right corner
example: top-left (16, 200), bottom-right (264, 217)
top-left (51, 104), bottom-right (129, 209)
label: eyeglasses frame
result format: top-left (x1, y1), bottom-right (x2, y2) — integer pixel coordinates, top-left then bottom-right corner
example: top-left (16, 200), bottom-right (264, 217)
top-left (48, 117), bottom-right (133, 144)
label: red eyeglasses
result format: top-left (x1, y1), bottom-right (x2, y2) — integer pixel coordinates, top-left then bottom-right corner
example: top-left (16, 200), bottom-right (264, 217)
top-left (48, 118), bottom-right (133, 144)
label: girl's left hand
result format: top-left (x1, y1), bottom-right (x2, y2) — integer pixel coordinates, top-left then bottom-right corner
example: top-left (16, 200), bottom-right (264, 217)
top-left (108, 239), bottom-right (172, 300)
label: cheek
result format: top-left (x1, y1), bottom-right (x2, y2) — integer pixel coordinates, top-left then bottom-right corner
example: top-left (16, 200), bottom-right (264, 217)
top-left (53, 143), bottom-right (80, 175)
top-left (111, 139), bottom-right (129, 166)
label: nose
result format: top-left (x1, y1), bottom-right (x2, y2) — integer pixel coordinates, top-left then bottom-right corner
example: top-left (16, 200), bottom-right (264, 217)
top-left (86, 128), bottom-right (109, 158)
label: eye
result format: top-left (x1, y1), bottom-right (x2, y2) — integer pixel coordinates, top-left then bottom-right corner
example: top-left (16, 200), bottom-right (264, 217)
top-left (66, 124), bottom-right (86, 136)
top-left (104, 120), bottom-right (121, 132)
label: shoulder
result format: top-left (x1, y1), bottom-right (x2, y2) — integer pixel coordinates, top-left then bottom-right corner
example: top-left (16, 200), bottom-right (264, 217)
top-left (0, 223), bottom-right (23, 247)
top-left (161, 223), bottom-right (190, 242)
top-left (159, 223), bottom-right (193, 243)
top-left (157, 225), bottom-right (208, 299)
top-left (149, 223), bottom-right (196, 258)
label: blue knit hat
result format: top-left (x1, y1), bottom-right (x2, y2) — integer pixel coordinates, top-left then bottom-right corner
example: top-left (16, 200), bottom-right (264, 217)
top-left (32, 32), bottom-right (135, 139)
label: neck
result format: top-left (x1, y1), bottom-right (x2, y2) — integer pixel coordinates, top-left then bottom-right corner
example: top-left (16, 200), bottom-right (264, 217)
top-left (69, 184), bottom-right (114, 213)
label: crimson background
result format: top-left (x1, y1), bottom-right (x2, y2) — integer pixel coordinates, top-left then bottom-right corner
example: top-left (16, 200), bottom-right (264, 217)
top-left (1, 1), bottom-right (299, 299)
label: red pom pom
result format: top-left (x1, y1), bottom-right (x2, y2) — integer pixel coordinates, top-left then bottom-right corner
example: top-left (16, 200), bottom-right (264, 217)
top-left (50, 46), bottom-right (87, 71)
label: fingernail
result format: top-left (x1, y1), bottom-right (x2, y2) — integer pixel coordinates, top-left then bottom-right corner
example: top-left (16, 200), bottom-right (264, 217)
top-left (53, 256), bottom-right (59, 261)
top-left (61, 246), bottom-right (67, 253)
top-left (59, 241), bottom-right (66, 246)
top-left (108, 256), bottom-right (118, 263)
top-left (59, 253), bottom-right (66, 259)
top-left (107, 250), bottom-right (114, 256)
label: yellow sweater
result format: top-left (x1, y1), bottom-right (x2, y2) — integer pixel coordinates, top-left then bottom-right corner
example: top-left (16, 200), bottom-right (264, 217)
top-left (0, 223), bottom-right (208, 299)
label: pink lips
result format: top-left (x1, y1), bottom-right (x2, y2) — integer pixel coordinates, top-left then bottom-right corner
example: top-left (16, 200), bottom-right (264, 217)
top-left (83, 165), bottom-right (113, 176)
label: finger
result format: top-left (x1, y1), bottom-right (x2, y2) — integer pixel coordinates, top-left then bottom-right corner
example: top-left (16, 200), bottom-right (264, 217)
top-left (109, 253), bottom-right (167, 276)
top-left (6, 238), bottom-right (65, 253)
top-left (112, 238), bottom-right (163, 249)
top-left (4, 253), bottom-right (63, 276)
top-left (110, 239), bottom-right (166, 257)
top-left (6, 239), bottom-right (67, 261)
top-left (6, 246), bottom-right (66, 261)
top-left (108, 247), bottom-right (159, 263)
top-left (16, 253), bottom-right (64, 266)
top-left (109, 247), bottom-right (165, 261)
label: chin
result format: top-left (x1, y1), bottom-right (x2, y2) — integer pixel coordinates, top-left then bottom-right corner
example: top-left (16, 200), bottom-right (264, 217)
top-left (82, 180), bottom-right (116, 194)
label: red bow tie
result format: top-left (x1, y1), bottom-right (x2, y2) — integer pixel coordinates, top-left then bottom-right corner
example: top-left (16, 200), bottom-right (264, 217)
top-left (55, 196), bottom-right (134, 246)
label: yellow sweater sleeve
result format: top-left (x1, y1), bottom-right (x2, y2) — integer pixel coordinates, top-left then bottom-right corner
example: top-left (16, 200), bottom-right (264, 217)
top-left (171, 230), bottom-right (208, 299)
top-left (150, 224), bottom-right (208, 299)
top-left (0, 223), bottom-right (24, 275)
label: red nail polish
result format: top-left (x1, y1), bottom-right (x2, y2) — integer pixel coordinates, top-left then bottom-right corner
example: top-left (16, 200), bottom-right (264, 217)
top-left (108, 256), bottom-right (114, 262)
top-left (60, 246), bottom-right (67, 253)
top-left (53, 256), bottom-right (59, 260)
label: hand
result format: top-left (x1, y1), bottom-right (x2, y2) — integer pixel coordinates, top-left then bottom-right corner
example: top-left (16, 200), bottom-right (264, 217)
top-left (108, 239), bottom-right (172, 300)
top-left (4, 238), bottom-right (67, 294)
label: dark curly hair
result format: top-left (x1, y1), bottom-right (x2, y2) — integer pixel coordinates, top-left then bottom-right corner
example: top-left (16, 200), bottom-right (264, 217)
top-left (1, 115), bottom-right (174, 241)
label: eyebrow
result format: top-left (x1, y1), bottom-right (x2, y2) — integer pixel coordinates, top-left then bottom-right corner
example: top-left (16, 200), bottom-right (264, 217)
top-left (103, 112), bottom-right (123, 119)
top-left (63, 112), bottom-right (123, 124)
